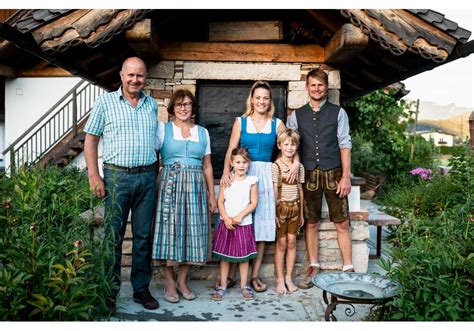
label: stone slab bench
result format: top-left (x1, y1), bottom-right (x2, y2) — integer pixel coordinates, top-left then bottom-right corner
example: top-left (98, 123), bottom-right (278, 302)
top-left (367, 211), bottom-right (400, 258)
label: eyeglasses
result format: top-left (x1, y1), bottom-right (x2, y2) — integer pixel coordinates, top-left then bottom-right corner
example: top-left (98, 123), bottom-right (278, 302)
top-left (174, 102), bottom-right (193, 110)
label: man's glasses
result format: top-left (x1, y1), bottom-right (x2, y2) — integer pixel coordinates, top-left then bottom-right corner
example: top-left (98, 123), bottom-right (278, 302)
top-left (174, 102), bottom-right (193, 110)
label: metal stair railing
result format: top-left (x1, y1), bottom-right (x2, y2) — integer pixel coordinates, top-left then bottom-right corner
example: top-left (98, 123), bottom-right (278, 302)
top-left (2, 79), bottom-right (106, 173)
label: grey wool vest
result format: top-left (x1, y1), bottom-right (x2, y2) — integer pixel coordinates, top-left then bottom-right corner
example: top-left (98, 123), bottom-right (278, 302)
top-left (295, 102), bottom-right (342, 171)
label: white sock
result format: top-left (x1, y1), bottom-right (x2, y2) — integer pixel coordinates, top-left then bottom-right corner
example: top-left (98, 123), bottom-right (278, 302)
top-left (342, 264), bottom-right (355, 271)
top-left (310, 262), bottom-right (321, 268)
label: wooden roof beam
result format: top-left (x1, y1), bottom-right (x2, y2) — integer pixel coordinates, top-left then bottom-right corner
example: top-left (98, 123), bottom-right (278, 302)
top-left (160, 41), bottom-right (324, 63)
top-left (96, 65), bottom-right (121, 80)
top-left (324, 23), bottom-right (368, 63)
top-left (305, 9), bottom-right (341, 33)
top-left (0, 63), bottom-right (15, 77)
top-left (125, 18), bottom-right (160, 57)
top-left (17, 66), bottom-right (71, 77)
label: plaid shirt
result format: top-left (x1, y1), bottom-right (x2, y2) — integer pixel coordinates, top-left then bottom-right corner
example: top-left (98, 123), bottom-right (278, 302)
top-left (84, 87), bottom-right (158, 167)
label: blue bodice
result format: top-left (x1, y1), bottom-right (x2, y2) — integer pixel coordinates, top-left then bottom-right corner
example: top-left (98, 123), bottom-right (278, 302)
top-left (160, 122), bottom-right (207, 166)
top-left (239, 116), bottom-right (277, 162)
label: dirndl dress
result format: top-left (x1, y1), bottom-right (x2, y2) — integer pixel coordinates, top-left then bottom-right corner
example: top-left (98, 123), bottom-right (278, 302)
top-left (152, 123), bottom-right (210, 265)
top-left (212, 176), bottom-right (258, 262)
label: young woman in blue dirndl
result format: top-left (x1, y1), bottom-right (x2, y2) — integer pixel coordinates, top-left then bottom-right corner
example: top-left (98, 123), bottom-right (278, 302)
top-left (220, 81), bottom-right (300, 293)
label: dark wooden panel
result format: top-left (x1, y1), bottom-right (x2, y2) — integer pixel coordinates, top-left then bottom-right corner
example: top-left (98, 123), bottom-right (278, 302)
top-left (197, 81), bottom-right (287, 178)
top-left (209, 21), bottom-right (283, 42)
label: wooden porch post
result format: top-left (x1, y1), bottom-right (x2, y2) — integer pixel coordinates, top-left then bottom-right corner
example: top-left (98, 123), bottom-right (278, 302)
top-left (470, 111), bottom-right (474, 150)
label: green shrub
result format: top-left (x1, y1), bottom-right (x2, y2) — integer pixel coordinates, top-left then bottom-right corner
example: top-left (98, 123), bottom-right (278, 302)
top-left (381, 204), bottom-right (473, 320)
top-left (438, 145), bottom-right (466, 155)
top-left (0, 166), bottom-right (114, 320)
top-left (377, 148), bottom-right (473, 320)
top-left (378, 174), bottom-right (464, 218)
top-left (345, 89), bottom-right (413, 177)
top-left (411, 136), bottom-right (436, 169)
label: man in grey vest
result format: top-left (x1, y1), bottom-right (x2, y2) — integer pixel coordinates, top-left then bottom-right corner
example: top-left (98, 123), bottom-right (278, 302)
top-left (287, 69), bottom-right (354, 289)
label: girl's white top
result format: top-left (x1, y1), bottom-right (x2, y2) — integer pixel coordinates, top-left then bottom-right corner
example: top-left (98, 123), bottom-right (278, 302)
top-left (223, 175), bottom-right (258, 226)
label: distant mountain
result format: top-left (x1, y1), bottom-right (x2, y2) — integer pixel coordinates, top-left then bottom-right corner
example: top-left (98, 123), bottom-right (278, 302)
top-left (404, 99), bottom-right (472, 120)
top-left (413, 112), bottom-right (471, 139)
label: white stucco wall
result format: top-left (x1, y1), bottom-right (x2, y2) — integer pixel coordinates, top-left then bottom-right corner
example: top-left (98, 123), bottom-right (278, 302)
top-left (420, 132), bottom-right (454, 146)
top-left (4, 77), bottom-right (82, 169)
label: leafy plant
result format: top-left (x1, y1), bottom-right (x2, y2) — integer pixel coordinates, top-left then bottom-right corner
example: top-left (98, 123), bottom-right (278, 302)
top-left (345, 88), bottom-right (438, 180)
top-left (375, 147), bottom-right (473, 320)
top-left (0, 166), bottom-right (114, 320)
top-left (344, 88), bottom-right (412, 177)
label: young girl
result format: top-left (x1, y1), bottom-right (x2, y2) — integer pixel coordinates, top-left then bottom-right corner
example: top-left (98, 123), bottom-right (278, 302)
top-left (272, 129), bottom-right (305, 294)
top-left (212, 147), bottom-right (258, 301)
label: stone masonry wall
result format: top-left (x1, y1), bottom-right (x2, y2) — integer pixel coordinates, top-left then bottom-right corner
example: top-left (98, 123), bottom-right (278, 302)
top-left (144, 60), bottom-right (342, 124)
top-left (115, 60), bottom-right (370, 280)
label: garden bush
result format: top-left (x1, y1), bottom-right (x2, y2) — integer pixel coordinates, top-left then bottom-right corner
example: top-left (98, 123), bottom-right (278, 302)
top-left (346, 89), bottom-right (436, 179)
top-left (376, 147), bottom-right (473, 320)
top-left (344, 88), bottom-right (412, 177)
top-left (0, 166), bottom-right (115, 320)
top-left (438, 145), bottom-right (466, 155)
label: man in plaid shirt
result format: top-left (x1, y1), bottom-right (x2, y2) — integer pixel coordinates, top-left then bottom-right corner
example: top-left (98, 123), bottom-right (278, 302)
top-left (84, 57), bottom-right (159, 310)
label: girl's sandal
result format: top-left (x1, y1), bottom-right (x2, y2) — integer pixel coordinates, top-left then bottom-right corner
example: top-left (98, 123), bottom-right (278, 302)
top-left (214, 277), bottom-right (236, 291)
top-left (212, 286), bottom-right (227, 301)
top-left (240, 286), bottom-right (255, 301)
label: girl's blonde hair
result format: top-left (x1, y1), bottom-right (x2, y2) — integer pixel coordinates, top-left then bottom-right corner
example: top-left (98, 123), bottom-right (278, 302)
top-left (243, 80), bottom-right (275, 119)
top-left (231, 147), bottom-right (252, 163)
top-left (277, 128), bottom-right (300, 147)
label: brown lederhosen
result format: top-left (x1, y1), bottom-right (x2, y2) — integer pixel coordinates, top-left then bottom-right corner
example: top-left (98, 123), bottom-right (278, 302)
top-left (275, 162), bottom-right (301, 239)
top-left (303, 167), bottom-right (349, 223)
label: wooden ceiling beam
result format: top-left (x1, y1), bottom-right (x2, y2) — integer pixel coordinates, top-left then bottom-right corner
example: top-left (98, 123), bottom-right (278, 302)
top-left (324, 23), bottom-right (368, 63)
top-left (305, 9), bottom-right (341, 33)
top-left (96, 65), bottom-right (120, 80)
top-left (160, 41), bottom-right (325, 63)
top-left (17, 67), bottom-right (71, 77)
top-left (31, 60), bottom-right (50, 70)
top-left (0, 64), bottom-right (15, 77)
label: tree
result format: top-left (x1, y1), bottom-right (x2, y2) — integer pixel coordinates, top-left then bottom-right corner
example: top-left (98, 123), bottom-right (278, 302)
top-left (343, 87), bottom-right (413, 177)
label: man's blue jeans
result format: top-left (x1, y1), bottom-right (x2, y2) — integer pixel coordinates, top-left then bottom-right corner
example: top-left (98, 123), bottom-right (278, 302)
top-left (103, 168), bottom-right (157, 294)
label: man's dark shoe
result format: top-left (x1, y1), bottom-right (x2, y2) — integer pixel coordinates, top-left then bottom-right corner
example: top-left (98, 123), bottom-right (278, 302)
top-left (133, 288), bottom-right (159, 310)
top-left (106, 296), bottom-right (117, 311)
top-left (105, 297), bottom-right (117, 310)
